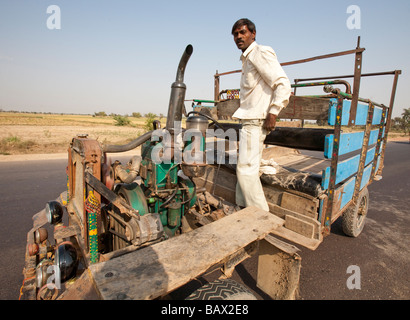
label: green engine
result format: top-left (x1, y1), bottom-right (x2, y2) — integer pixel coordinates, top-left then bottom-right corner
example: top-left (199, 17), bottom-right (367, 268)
top-left (138, 138), bottom-right (197, 237)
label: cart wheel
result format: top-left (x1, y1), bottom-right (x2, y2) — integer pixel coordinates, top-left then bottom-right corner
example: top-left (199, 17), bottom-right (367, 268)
top-left (342, 187), bottom-right (369, 237)
top-left (185, 279), bottom-right (257, 300)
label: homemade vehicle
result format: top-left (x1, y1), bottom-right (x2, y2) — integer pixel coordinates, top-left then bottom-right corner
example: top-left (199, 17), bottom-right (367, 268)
top-left (20, 38), bottom-right (401, 300)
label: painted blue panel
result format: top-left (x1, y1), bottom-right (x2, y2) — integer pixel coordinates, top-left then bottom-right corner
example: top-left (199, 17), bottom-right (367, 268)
top-left (328, 99), bottom-right (383, 126)
top-left (339, 176), bottom-right (355, 210)
top-left (318, 198), bottom-right (324, 222)
top-left (321, 147), bottom-right (376, 190)
top-left (324, 129), bottom-right (380, 159)
top-left (360, 154), bottom-right (381, 190)
top-left (337, 161), bottom-right (379, 211)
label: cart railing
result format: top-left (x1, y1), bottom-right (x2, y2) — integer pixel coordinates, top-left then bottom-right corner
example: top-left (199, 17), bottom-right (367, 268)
top-left (203, 38), bottom-right (401, 235)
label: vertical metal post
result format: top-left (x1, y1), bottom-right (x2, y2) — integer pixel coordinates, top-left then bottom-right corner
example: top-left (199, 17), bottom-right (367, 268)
top-left (214, 71), bottom-right (220, 102)
top-left (349, 37), bottom-right (363, 126)
top-left (353, 102), bottom-right (374, 202)
top-left (377, 70), bottom-right (401, 175)
top-left (323, 93), bottom-right (343, 235)
top-left (370, 105), bottom-right (387, 182)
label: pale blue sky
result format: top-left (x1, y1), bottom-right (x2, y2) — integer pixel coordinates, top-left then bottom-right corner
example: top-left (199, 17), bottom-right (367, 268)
top-left (0, 0), bottom-right (409, 118)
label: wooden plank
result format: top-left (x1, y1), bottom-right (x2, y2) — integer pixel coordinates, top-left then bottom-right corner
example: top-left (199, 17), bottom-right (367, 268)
top-left (270, 204), bottom-right (321, 240)
top-left (269, 226), bottom-right (322, 251)
top-left (328, 99), bottom-right (383, 126)
top-left (263, 148), bottom-right (330, 175)
top-left (216, 96), bottom-right (331, 121)
top-left (58, 270), bottom-right (100, 300)
top-left (279, 96), bottom-right (331, 121)
top-left (280, 192), bottom-right (318, 218)
top-left (89, 207), bottom-right (284, 300)
top-left (324, 129), bottom-right (380, 158)
top-left (285, 215), bottom-right (315, 239)
top-left (321, 146), bottom-right (376, 190)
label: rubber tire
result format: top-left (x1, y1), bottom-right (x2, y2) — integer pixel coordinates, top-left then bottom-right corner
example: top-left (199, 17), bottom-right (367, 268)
top-left (342, 187), bottom-right (369, 237)
top-left (186, 279), bottom-right (257, 300)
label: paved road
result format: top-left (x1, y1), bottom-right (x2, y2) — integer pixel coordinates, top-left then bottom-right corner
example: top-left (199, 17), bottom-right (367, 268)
top-left (1, 142), bottom-right (409, 300)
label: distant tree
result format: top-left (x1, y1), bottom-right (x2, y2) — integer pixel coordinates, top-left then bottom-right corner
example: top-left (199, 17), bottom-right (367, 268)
top-left (132, 112), bottom-right (142, 118)
top-left (402, 108), bottom-right (410, 137)
top-left (145, 112), bottom-right (157, 118)
top-left (94, 111), bottom-right (107, 117)
top-left (144, 113), bottom-right (157, 131)
top-left (113, 115), bottom-right (131, 126)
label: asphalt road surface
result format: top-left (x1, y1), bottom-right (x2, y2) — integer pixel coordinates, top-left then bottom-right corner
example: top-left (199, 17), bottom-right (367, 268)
top-left (0, 142), bottom-right (409, 300)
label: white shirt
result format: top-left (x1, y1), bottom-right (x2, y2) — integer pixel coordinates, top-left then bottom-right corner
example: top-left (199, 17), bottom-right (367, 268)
top-left (232, 41), bottom-right (291, 120)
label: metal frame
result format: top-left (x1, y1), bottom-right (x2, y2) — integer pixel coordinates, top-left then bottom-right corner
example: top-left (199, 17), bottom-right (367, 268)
top-left (212, 38), bottom-right (401, 235)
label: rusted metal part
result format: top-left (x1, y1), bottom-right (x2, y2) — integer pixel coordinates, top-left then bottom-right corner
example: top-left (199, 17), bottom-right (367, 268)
top-left (377, 70), bottom-right (401, 175)
top-left (21, 193), bottom-right (68, 300)
top-left (370, 105), bottom-right (387, 182)
top-left (214, 71), bottom-right (220, 102)
top-left (336, 91), bottom-right (385, 108)
top-left (281, 47), bottom-right (365, 67)
top-left (323, 93), bottom-right (343, 235)
top-left (352, 102), bottom-right (375, 203)
top-left (348, 38), bottom-right (364, 127)
top-left (213, 44), bottom-right (365, 102)
top-left (292, 80), bottom-right (351, 94)
top-left (214, 48), bottom-right (365, 77)
top-left (69, 137), bottom-right (103, 242)
top-left (84, 172), bottom-right (140, 220)
top-left (294, 70), bottom-right (400, 82)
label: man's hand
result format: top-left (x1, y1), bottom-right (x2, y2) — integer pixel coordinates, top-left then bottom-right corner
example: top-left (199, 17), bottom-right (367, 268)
top-left (263, 113), bottom-right (277, 132)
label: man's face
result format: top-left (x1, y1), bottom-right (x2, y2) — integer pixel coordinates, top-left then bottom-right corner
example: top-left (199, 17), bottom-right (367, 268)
top-left (233, 25), bottom-right (255, 52)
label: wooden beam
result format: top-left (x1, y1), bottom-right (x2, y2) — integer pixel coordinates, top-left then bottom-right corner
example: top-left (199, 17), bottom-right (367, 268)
top-left (216, 95), bottom-right (332, 121)
top-left (89, 207), bottom-right (284, 300)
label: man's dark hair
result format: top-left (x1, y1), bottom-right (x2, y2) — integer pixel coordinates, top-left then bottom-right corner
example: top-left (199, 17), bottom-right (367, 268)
top-left (231, 18), bottom-right (256, 35)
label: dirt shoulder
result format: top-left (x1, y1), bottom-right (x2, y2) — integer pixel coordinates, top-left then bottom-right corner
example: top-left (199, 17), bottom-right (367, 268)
top-left (0, 150), bottom-right (141, 162)
top-left (0, 124), bottom-right (146, 162)
top-left (1, 131), bottom-right (407, 163)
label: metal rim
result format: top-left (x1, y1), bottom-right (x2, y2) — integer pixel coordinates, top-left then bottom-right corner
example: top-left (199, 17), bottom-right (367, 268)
top-left (356, 193), bottom-right (368, 229)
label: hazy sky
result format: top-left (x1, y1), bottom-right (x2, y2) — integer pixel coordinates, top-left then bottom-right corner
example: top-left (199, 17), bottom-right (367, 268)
top-left (0, 0), bottom-right (409, 118)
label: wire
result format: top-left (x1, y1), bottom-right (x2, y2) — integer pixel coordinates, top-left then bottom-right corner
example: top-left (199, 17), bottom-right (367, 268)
top-left (18, 275), bottom-right (35, 300)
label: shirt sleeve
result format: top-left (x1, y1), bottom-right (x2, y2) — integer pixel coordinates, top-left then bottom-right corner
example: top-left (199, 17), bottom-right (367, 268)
top-left (249, 46), bottom-right (291, 115)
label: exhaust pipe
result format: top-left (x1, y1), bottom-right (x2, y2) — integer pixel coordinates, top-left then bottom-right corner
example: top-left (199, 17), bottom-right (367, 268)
top-left (103, 45), bottom-right (193, 153)
top-left (166, 44), bottom-right (193, 132)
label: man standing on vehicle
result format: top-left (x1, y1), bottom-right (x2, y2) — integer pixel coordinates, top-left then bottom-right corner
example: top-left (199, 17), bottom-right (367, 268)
top-left (232, 18), bottom-right (291, 211)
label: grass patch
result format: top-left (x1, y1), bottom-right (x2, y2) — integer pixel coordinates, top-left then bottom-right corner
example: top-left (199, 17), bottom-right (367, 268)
top-left (0, 135), bottom-right (37, 154)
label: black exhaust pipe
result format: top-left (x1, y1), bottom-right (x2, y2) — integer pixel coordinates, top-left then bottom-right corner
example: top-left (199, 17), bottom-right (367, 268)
top-left (166, 44), bottom-right (193, 132)
top-left (103, 45), bottom-right (193, 153)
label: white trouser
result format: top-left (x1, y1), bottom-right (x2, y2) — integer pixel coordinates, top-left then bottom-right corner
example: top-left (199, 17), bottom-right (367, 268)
top-left (235, 119), bottom-right (269, 211)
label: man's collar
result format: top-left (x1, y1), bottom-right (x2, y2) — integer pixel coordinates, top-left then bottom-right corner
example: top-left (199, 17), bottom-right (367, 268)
top-left (240, 41), bottom-right (257, 61)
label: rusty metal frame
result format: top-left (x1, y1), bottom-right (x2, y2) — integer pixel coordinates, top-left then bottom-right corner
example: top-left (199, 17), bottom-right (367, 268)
top-left (352, 102), bottom-right (375, 202)
top-left (370, 105), bottom-right (387, 183)
top-left (323, 93), bottom-right (343, 235)
top-left (377, 70), bottom-right (401, 175)
top-left (212, 39), bottom-right (401, 237)
top-left (214, 40), bottom-right (365, 102)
